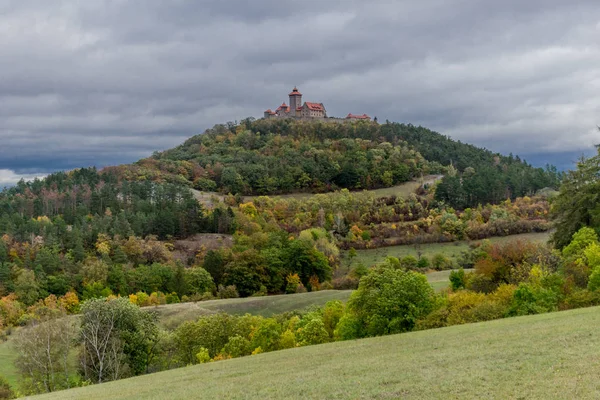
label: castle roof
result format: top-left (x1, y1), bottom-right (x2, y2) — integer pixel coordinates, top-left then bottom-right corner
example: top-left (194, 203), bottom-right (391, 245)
top-left (276, 102), bottom-right (290, 113)
top-left (346, 113), bottom-right (371, 120)
top-left (288, 87), bottom-right (302, 96)
top-left (264, 109), bottom-right (276, 115)
top-left (305, 102), bottom-right (325, 111)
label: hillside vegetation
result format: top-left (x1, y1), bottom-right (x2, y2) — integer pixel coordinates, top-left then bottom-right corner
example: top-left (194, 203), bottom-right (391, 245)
top-left (108, 118), bottom-right (561, 207)
top-left (31, 306), bottom-right (600, 400)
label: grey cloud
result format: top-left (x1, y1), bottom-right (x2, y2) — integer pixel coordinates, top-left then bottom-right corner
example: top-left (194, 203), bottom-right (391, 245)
top-left (0, 0), bottom-right (599, 179)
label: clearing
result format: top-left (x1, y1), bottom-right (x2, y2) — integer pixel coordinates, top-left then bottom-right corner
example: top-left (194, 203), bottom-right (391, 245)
top-left (191, 175), bottom-right (442, 206)
top-left (31, 305), bottom-right (600, 399)
top-left (155, 290), bottom-right (353, 329)
top-left (351, 231), bottom-right (551, 267)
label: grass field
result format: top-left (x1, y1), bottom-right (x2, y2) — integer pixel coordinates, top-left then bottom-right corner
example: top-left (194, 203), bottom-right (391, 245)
top-left (31, 305), bottom-right (600, 400)
top-left (351, 231), bottom-right (552, 267)
top-left (0, 338), bottom-right (18, 388)
top-left (155, 290), bottom-right (353, 329)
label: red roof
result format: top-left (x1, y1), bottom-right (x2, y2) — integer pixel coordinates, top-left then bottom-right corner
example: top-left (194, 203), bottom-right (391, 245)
top-left (346, 113), bottom-right (371, 120)
top-left (305, 102), bottom-right (324, 111)
top-left (288, 87), bottom-right (302, 96)
top-left (264, 109), bottom-right (276, 114)
top-left (276, 102), bottom-right (288, 112)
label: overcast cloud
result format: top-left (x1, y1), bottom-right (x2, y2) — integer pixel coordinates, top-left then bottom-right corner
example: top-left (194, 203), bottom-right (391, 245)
top-left (1, 0), bottom-right (599, 185)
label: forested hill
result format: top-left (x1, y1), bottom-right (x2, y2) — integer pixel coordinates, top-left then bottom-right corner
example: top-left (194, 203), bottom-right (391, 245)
top-left (107, 118), bottom-right (561, 207)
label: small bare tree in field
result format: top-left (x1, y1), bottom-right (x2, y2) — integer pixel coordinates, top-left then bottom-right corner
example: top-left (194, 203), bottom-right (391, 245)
top-left (14, 308), bottom-right (77, 394)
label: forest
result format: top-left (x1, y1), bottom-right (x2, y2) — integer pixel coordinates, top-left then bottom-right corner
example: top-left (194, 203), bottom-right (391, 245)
top-left (107, 118), bottom-right (561, 207)
top-left (0, 118), bottom-right (581, 398)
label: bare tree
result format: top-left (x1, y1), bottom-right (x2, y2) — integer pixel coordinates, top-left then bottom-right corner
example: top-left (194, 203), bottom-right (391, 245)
top-left (79, 299), bottom-right (127, 383)
top-left (14, 311), bottom-right (77, 394)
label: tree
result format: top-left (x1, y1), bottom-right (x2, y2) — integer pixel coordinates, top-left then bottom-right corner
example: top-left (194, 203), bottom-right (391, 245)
top-left (552, 148), bottom-right (600, 249)
top-left (79, 297), bottom-right (159, 383)
top-left (14, 308), bottom-right (77, 394)
top-left (341, 265), bottom-right (435, 338)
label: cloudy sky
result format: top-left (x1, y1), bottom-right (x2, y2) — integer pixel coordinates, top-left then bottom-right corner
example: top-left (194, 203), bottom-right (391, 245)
top-left (1, 0), bottom-right (599, 185)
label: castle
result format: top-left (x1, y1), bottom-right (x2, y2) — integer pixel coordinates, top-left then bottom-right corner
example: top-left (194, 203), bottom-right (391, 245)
top-left (263, 87), bottom-right (370, 121)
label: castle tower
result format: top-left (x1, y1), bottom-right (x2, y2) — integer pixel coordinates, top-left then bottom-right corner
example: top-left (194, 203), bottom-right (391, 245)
top-left (288, 87), bottom-right (302, 116)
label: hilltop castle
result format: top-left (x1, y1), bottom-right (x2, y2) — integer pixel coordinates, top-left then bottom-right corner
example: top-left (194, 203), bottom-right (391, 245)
top-left (264, 87), bottom-right (370, 121)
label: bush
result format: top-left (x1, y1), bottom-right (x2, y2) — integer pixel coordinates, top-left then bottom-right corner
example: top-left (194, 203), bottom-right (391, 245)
top-left (297, 317), bottom-right (329, 346)
top-left (416, 256), bottom-right (430, 270)
top-left (431, 253), bottom-right (453, 270)
top-left (561, 289), bottom-right (600, 310)
top-left (165, 293), bottom-right (180, 304)
top-left (588, 265), bottom-right (600, 292)
top-left (331, 277), bottom-right (359, 290)
top-left (196, 348), bottom-right (211, 364)
top-left (400, 255), bottom-right (418, 270)
top-left (217, 285), bottom-right (239, 299)
top-left (343, 266), bottom-right (435, 338)
top-left (221, 335), bottom-right (251, 358)
top-left (0, 375), bottom-right (14, 400)
top-left (449, 269), bottom-right (466, 290)
top-left (509, 283), bottom-right (560, 316)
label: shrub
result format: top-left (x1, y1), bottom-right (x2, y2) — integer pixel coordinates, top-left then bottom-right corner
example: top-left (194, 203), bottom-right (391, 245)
top-left (400, 255), bottom-right (418, 270)
top-left (0, 375), bottom-right (14, 400)
top-left (588, 265), bottom-right (600, 292)
top-left (416, 256), bottom-right (430, 270)
top-left (285, 274), bottom-right (301, 294)
top-left (279, 330), bottom-right (297, 349)
top-left (217, 285), bottom-right (239, 299)
top-left (196, 348), bottom-right (211, 364)
top-left (331, 277), bottom-right (359, 290)
top-left (431, 253), bottom-right (453, 270)
top-left (295, 283), bottom-right (307, 293)
top-left (221, 335), bottom-right (251, 358)
top-left (350, 263), bottom-right (369, 279)
top-left (165, 293), bottom-right (180, 304)
top-left (449, 268), bottom-right (466, 290)
top-left (343, 266), bottom-right (435, 337)
top-left (509, 283), bottom-right (560, 316)
top-left (320, 281), bottom-right (334, 290)
top-left (297, 317), bottom-right (329, 346)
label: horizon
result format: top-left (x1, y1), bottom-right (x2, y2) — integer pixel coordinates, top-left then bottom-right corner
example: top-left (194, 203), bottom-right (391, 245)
top-left (1, 1), bottom-right (600, 185)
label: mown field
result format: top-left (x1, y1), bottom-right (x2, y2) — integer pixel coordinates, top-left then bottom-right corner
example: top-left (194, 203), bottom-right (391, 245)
top-left (155, 290), bottom-right (353, 329)
top-left (31, 305), bottom-right (600, 400)
top-left (350, 231), bottom-right (552, 267)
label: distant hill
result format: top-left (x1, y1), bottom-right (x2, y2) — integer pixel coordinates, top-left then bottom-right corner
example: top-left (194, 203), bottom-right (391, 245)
top-left (106, 118), bottom-right (562, 207)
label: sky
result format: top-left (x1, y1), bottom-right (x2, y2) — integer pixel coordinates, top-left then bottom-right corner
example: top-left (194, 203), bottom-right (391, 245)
top-left (1, 0), bottom-right (599, 185)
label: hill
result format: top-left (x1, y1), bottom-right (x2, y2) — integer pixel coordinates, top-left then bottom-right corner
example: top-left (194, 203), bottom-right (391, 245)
top-left (30, 305), bottom-right (600, 399)
top-left (106, 118), bottom-right (561, 206)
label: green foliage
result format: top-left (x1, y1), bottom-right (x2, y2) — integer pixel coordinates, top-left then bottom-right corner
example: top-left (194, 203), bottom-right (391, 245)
top-left (562, 227), bottom-right (598, 258)
top-left (587, 265), bottom-right (600, 292)
top-left (344, 266), bottom-right (435, 338)
top-left (221, 335), bottom-right (251, 358)
top-left (449, 269), bottom-right (466, 291)
top-left (551, 148), bottom-right (600, 249)
top-left (185, 267), bottom-right (215, 295)
top-left (79, 297), bottom-right (160, 383)
top-left (0, 375), bottom-right (14, 400)
top-left (195, 348), bottom-right (211, 364)
top-left (509, 283), bottom-right (560, 316)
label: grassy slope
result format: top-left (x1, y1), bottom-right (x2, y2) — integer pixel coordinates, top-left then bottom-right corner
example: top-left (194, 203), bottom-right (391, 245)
top-left (155, 290), bottom-right (353, 329)
top-left (0, 339), bottom-right (18, 387)
top-left (33, 306), bottom-right (600, 400)
top-left (352, 231), bottom-right (551, 267)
